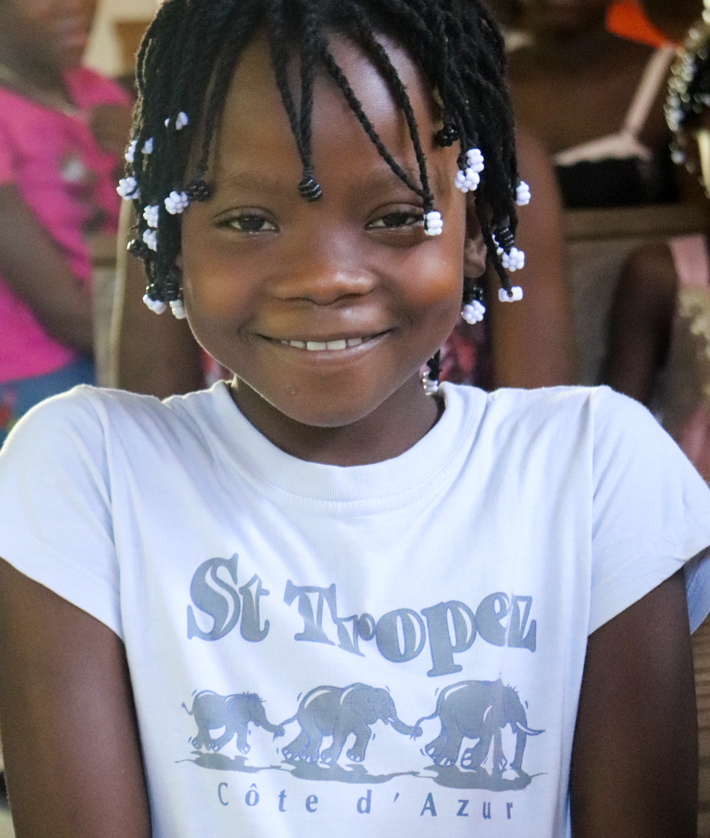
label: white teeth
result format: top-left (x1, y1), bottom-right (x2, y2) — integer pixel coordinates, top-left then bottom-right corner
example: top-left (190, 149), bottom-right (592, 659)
top-left (281, 336), bottom-right (370, 351)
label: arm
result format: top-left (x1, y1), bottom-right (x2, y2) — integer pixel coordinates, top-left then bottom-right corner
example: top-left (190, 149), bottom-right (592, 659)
top-left (570, 570), bottom-right (697, 837)
top-left (487, 126), bottom-right (578, 388)
top-left (0, 184), bottom-right (93, 354)
top-left (113, 201), bottom-right (204, 396)
top-left (0, 559), bottom-right (152, 838)
top-left (603, 242), bottom-right (676, 404)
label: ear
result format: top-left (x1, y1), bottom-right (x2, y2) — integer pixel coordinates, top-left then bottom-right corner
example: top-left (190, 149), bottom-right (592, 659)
top-left (464, 200), bottom-right (488, 279)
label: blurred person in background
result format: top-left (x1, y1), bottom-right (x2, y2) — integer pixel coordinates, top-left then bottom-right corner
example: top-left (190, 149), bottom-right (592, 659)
top-left (604, 17), bottom-right (710, 478)
top-left (0, 0), bottom-right (132, 444)
top-left (508, 0), bottom-right (676, 208)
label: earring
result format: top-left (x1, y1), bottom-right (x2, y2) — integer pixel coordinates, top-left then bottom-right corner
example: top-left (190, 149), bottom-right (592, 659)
top-left (422, 351), bottom-right (441, 395)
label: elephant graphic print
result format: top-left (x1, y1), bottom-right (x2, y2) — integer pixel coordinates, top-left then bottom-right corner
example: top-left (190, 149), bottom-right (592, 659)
top-left (179, 545), bottom-right (551, 835)
top-left (183, 679), bottom-right (542, 789)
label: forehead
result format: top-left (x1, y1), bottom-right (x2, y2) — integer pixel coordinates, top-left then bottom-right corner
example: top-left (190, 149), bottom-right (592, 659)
top-left (210, 31), bottom-right (441, 192)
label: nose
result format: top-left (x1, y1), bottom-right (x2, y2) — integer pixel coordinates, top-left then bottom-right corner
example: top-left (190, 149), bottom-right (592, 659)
top-left (273, 237), bottom-right (376, 306)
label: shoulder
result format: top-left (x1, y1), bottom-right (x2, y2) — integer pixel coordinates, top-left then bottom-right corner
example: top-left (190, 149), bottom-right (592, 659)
top-left (66, 67), bottom-right (132, 109)
top-left (0, 384), bottom-right (226, 467)
top-left (468, 383), bottom-right (669, 461)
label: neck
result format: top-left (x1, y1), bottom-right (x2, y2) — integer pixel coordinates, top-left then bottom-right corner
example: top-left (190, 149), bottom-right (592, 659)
top-left (0, 39), bottom-right (65, 95)
top-left (229, 376), bottom-right (441, 467)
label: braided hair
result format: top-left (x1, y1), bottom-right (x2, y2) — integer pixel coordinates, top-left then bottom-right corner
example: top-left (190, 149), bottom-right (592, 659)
top-left (120, 0), bottom-right (526, 317)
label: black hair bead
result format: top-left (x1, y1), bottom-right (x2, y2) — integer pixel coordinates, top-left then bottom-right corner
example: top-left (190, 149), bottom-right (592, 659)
top-left (185, 178), bottom-right (212, 202)
top-left (128, 238), bottom-right (150, 257)
top-left (298, 169), bottom-right (323, 202)
top-left (495, 225), bottom-right (515, 252)
top-left (162, 265), bottom-right (182, 300)
top-left (436, 124), bottom-right (459, 147)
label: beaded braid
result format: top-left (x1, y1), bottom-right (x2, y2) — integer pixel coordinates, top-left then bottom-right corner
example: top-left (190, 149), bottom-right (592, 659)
top-left (120, 0), bottom-right (528, 317)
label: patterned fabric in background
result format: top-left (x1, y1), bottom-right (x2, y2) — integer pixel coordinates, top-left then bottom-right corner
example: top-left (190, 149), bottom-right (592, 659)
top-left (440, 321), bottom-right (493, 390)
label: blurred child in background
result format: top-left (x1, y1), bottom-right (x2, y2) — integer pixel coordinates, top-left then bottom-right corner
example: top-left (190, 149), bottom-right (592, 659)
top-left (605, 17), bottom-right (710, 478)
top-left (0, 0), bottom-right (132, 444)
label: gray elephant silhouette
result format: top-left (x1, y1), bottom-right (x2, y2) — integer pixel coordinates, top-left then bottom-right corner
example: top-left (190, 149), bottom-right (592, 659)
top-left (183, 691), bottom-right (285, 754)
top-left (280, 683), bottom-right (422, 766)
top-left (415, 679), bottom-right (543, 773)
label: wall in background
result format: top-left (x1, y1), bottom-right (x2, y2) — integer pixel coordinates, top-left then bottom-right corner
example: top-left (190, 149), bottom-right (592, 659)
top-left (84, 0), bottom-right (156, 78)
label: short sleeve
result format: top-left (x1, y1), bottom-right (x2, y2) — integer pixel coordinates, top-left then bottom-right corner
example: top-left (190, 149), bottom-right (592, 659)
top-left (0, 387), bottom-right (122, 638)
top-left (67, 67), bottom-right (132, 110)
top-left (0, 117), bottom-right (17, 184)
top-left (590, 386), bottom-right (710, 634)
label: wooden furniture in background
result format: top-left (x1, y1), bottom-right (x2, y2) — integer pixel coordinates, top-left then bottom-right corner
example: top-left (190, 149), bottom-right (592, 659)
top-left (114, 19), bottom-right (152, 77)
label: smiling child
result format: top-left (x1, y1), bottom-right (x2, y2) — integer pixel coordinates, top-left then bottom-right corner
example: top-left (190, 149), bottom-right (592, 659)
top-left (0, 2), bottom-right (709, 837)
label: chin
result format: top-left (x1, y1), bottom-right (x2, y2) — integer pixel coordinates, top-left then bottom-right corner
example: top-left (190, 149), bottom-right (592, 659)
top-left (266, 391), bottom-right (389, 430)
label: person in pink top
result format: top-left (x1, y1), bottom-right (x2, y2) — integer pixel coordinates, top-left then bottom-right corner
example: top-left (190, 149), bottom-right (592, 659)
top-left (0, 0), bottom-right (131, 443)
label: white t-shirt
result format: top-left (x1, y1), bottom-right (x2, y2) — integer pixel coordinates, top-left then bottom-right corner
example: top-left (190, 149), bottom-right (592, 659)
top-left (1, 381), bottom-right (709, 838)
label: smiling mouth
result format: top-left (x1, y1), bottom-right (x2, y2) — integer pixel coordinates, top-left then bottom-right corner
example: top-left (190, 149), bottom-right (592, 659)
top-left (274, 333), bottom-right (387, 352)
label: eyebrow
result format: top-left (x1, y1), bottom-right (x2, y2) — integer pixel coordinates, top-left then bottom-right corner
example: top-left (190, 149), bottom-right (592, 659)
top-left (221, 163), bottom-right (446, 200)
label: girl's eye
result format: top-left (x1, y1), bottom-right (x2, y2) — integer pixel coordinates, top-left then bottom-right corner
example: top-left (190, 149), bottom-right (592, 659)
top-left (224, 215), bottom-right (278, 233)
top-left (368, 211), bottom-right (424, 230)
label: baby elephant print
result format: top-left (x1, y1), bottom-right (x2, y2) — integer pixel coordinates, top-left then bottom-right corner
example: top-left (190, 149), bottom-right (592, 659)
top-left (416, 679), bottom-right (543, 774)
top-left (281, 683), bottom-right (422, 765)
top-left (183, 691), bottom-right (285, 753)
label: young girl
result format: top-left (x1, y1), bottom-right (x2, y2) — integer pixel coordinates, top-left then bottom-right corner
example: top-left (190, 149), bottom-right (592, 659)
top-left (0, 2), bottom-right (708, 837)
top-left (0, 0), bottom-right (132, 444)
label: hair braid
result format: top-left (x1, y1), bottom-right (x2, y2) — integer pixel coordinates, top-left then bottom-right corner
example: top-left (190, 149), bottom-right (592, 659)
top-left (344, 3), bottom-right (434, 209)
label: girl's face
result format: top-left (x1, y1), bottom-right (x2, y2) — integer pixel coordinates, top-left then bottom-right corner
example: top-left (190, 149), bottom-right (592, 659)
top-left (181, 33), bottom-right (485, 446)
top-left (0, 0), bottom-right (97, 72)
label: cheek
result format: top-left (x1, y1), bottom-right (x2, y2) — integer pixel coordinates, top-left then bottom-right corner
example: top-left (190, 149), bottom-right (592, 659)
top-left (399, 233), bottom-right (466, 327)
top-left (181, 224), bottom-right (252, 321)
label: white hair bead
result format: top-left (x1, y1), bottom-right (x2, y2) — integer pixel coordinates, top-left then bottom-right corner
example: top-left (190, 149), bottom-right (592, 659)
top-left (455, 168), bottom-right (481, 193)
top-left (466, 148), bottom-right (485, 173)
top-left (125, 140), bottom-right (137, 164)
top-left (165, 191), bottom-right (189, 215)
top-left (462, 300), bottom-right (486, 324)
top-left (143, 229), bottom-right (158, 251)
top-left (143, 137), bottom-right (154, 155)
top-left (424, 211), bottom-right (444, 236)
top-left (499, 285), bottom-right (524, 303)
top-left (117, 177), bottom-right (140, 201)
top-left (170, 299), bottom-right (187, 319)
top-left (176, 112), bottom-right (189, 130)
top-left (143, 205), bottom-right (160, 228)
top-left (516, 181), bottom-right (531, 206)
top-left (501, 247), bottom-right (525, 272)
top-left (143, 295), bottom-right (167, 315)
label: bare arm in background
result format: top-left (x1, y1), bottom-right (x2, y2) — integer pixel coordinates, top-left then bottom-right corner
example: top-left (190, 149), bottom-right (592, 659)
top-left (0, 184), bottom-right (93, 354)
top-left (487, 126), bottom-right (577, 388)
top-left (112, 201), bottom-right (204, 397)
